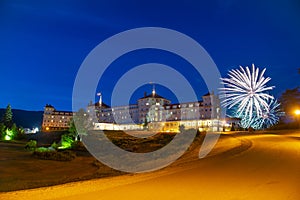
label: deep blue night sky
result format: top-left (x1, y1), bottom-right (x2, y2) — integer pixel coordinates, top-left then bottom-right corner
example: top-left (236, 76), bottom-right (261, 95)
top-left (1, 0), bottom-right (299, 111)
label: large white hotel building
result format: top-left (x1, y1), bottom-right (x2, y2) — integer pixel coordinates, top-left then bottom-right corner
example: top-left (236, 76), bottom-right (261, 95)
top-left (42, 88), bottom-right (237, 132)
top-left (86, 88), bottom-right (235, 132)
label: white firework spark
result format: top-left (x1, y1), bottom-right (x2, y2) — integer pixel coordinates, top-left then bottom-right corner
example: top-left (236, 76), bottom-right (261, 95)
top-left (220, 64), bottom-right (275, 120)
top-left (230, 98), bottom-right (282, 129)
top-left (228, 105), bottom-right (257, 129)
top-left (251, 99), bottom-right (282, 129)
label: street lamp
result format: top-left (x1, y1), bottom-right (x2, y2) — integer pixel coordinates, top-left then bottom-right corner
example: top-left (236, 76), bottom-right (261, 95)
top-left (295, 109), bottom-right (300, 116)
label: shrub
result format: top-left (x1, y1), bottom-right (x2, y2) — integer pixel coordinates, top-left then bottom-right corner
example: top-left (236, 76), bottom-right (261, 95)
top-left (33, 150), bottom-right (76, 161)
top-left (25, 140), bottom-right (37, 151)
top-left (35, 147), bottom-right (56, 152)
top-left (60, 134), bottom-right (74, 149)
top-left (15, 126), bottom-right (25, 140)
top-left (51, 142), bottom-right (59, 149)
top-left (35, 147), bottom-right (49, 152)
top-left (0, 123), bottom-right (5, 140)
top-left (71, 141), bottom-right (86, 151)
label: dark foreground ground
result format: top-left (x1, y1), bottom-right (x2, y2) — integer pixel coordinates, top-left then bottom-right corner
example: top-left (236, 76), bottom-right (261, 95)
top-left (0, 140), bottom-right (124, 192)
top-left (0, 130), bottom-right (299, 200)
top-left (0, 130), bottom-right (200, 192)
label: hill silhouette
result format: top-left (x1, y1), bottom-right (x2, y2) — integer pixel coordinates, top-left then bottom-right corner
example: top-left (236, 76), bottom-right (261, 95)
top-left (0, 109), bottom-right (43, 128)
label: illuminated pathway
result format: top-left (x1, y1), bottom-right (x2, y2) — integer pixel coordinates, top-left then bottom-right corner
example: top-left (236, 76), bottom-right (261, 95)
top-left (1, 131), bottom-right (300, 200)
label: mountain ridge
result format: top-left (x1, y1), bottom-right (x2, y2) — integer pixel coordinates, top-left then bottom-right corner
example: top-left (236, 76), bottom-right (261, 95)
top-left (0, 109), bottom-right (43, 128)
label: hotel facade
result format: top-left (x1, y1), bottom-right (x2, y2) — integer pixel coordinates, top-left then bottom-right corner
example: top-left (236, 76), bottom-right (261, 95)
top-left (42, 104), bottom-right (73, 131)
top-left (42, 89), bottom-right (237, 132)
top-left (87, 89), bottom-right (234, 132)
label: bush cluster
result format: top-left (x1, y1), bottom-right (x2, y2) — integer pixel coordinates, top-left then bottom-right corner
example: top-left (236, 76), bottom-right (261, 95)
top-left (33, 150), bottom-right (76, 161)
top-left (51, 141), bottom-right (59, 149)
top-left (71, 141), bottom-right (86, 151)
top-left (25, 140), bottom-right (37, 151)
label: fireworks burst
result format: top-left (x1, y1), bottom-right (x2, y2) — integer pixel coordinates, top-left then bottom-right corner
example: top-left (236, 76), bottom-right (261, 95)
top-left (220, 64), bottom-right (279, 129)
top-left (230, 99), bottom-right (282, 129)
top-left (251, 99), bottom-right (282, 129)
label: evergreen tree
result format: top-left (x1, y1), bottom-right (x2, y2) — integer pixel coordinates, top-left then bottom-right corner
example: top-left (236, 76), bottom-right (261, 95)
top-left (2, 104), bottom-right (13, 129)
top-left (70, 108), bottom-right (90, 141)
top-left (68, 119), bottom-right (78, 140)
top-left (0, 123), bottom-right (5, 139)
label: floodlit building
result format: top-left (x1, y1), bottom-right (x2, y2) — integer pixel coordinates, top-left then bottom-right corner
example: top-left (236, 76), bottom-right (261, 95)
top-left (42, 88), bottom-right (238, 132)
top-left (42, 104), bottom-right (73, 131)
top-left (87, 88), bottom-right (228, 132)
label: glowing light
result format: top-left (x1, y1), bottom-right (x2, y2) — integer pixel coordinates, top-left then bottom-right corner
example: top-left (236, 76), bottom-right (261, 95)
top-left (295, 110), bottom-right (300, 115)
top-left (46, 127), bottom-right (49, 131)
top-left (4, 129), bottom-right (14, 141)
top-left (59, 134), bottom-right (74, 149)
top-left (4, 135), bottom-right (11, 140)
